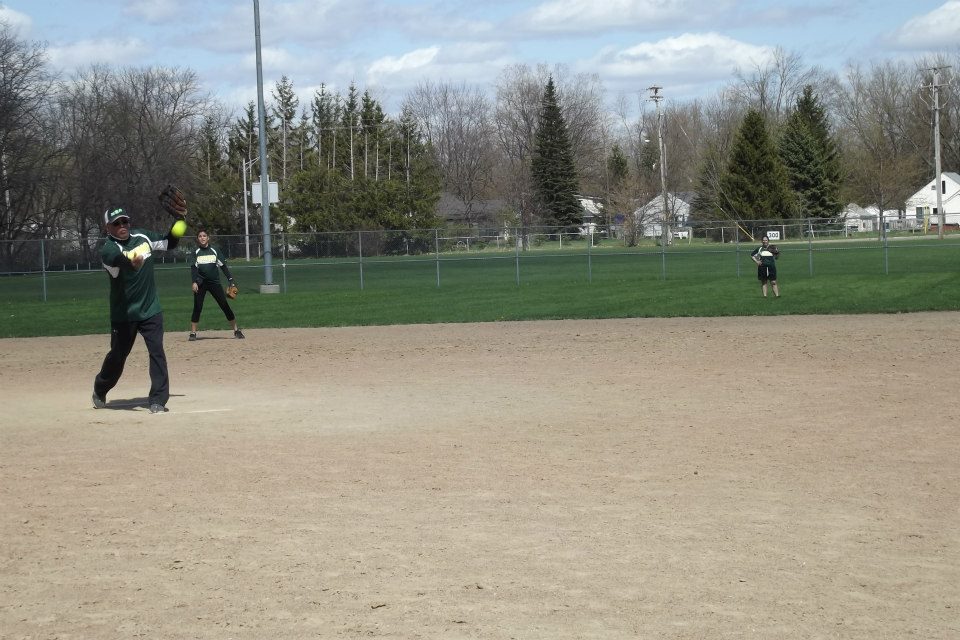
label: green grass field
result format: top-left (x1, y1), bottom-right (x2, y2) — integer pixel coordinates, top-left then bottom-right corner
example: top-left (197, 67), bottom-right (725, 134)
top-left (3, 237), bottom-right (959, 338)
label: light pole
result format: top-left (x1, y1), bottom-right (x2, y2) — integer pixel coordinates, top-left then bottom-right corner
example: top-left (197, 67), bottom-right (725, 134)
top-left (252, 0), bottom-right (277, 292)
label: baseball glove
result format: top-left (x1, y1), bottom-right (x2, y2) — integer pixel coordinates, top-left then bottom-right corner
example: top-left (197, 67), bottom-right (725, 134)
top-left (770, 245), bottom-right (780, 257)
top-left (158, 184), bottom-right (187, 219)
top-left (226, 283), bottom-right (239, 299)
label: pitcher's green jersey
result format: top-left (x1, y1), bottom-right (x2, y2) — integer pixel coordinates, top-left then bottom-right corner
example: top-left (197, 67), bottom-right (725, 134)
top-left (101, 229), bottom-right (171, 322)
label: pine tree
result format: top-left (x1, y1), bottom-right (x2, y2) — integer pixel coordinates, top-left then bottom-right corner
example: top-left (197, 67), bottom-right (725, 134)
top-left (339, 83), bottom-right (360, 179)
top-left (360, 91), bottom-right (386, 180)
top-left (311, 85), bottom-right (336, 170)
top-left (228, 102), bottom-right (258, 170)
top-left (270, 76), bottom-right (299, 183)
top-left (779, 115), bottom-right (830, 219)
top-left (780, 86), bottom-right (843, 220)
top-left (607, 144), bottom-right (628, 188)
top-left (192, 116), bottom-right (240, 233)
top-left (531, 77), bottom-right (582, 228)
top-left (720, 109), bottom-right (795, 222)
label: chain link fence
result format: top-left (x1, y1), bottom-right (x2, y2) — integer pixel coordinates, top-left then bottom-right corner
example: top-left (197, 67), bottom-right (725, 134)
top-left (3, 218), bottom-right (959, 302)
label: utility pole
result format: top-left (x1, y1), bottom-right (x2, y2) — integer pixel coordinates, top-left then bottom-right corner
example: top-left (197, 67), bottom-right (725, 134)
top-left (649, 86), bottom-right (670, 247)
top-left (922, 66), bottom-right (950, 240)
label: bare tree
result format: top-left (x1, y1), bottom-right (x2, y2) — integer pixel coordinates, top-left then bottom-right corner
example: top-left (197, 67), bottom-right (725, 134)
top-left (59, 65), bottom-right (208, 247)
top-left (0, 24), bottom-right (66, 269)
top-left (835, 61), bottom-right (926, 228)
top-left (404, 80), bottom-right (495, 226)
top-left (733, 48), bottom-right (827, 127)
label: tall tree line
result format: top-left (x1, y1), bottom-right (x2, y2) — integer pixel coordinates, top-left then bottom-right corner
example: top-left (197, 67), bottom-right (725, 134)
top-left (1, 19), bottom-right (957, 265)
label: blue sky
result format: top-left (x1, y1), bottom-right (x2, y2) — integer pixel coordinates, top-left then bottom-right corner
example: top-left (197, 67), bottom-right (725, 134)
top-left (4, 1), bottom-right (958, 115)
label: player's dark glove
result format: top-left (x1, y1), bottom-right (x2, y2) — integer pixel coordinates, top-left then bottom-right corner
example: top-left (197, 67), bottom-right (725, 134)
top-left (158, 184), bottom-right (187, 219)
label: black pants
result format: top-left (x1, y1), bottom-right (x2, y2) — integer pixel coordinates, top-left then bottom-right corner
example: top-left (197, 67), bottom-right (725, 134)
top-left (94, 312), bottom-right (169, 406)
top-left (191, 281), bottom-right (235, 324)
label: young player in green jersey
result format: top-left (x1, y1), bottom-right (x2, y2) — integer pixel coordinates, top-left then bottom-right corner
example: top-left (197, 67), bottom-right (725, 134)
top-left (188, 229), bottom-right (244, 341)
top-left (92, 207), bottom-right (183, 413)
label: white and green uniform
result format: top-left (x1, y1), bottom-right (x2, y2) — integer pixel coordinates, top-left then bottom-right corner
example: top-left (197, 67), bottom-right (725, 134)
top-left (190, 244), bottom-right (236, 324)
top-left (191, 245), bottom-right (233, 286)
top-left (751, 244), bottom-right (777, 281)
top-left (101, 229), bottom-right (172, 321)
top-left (95, 226), bottom-right (177, 408)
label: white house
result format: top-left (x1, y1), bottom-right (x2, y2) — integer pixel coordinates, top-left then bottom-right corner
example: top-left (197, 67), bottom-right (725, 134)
top-left (633, 191), bottom-right (694, 238)
top-left (905, 172), bottom-right (960, 227)
top-left (841, 203), bottom-right (875, 232)
top-left (842, 203), bottom-right (921, 233)
top-left (864, 205), bottom-right (914, 231)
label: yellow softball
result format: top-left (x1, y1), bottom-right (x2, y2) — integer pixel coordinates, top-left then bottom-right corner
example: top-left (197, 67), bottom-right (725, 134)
top-left (171, 219), bottom-right (187, 238)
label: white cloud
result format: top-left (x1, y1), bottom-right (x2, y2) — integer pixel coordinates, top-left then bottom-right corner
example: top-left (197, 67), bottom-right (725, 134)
top-left (584, 32), bottom-right (774, 84)
top-left (362, 44), bottom-right (514, 108)
top-left (47, 38), bottom-right (151, 70)
top-left (519, 0), bottom-right (732, 33)
top-left (368, 46), bottom-right (440, 79)
top-left (124, 0), bottom-right (182, 23)
top-left (890, 1), bottom-right (960, 49)
top-left (0, 4), bottom-right (32, 31)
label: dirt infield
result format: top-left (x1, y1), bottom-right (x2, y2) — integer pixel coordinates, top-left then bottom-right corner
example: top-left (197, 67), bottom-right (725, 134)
top-left (2, 313), bottom-right (958, 639)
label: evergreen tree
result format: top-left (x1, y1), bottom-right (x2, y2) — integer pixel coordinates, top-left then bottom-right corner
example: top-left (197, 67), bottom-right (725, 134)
top-left (607, 144), bottom-right (628, 188)
top-left (780, 86), bottom-right (843, 220)
top-left (270, 75), bottom-right (299, 183)
top-left (227, 102), bottom-right (258, 169)
top-left (192, 116), bottom-right (240, 233)
top-left (779, 115), bottom-right (830, 219)
top-left (531, 77), bottom-right (582, 228)
top-left (360, 90), bottom-right (387, 180)
top-left (339, 83), bottom-right (360, 179)
top-left (720, 109), bottom-right (795, 223)
top-left (281, 100), bottom-right (442, 236)
top-left (311, 85), bottom-right (336, 170)
top-left (294, 109), bottom-right (310, 173)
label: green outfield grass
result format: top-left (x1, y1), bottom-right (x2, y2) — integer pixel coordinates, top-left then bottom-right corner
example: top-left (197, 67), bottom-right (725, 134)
top-left (2, 238), bottom-right (959, 338)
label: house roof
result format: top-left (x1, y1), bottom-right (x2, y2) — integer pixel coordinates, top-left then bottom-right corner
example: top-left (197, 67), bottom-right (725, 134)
top-left (436, 192), bottom-right (508, 223)
top-left (905, 172), bottom-right (960, 207)
top-left (634, 191), bottom-right (695, 215)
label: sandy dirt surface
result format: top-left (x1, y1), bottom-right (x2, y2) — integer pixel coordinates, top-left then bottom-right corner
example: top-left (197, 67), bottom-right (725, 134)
top-left (1, 313), bottom-right (958, 639)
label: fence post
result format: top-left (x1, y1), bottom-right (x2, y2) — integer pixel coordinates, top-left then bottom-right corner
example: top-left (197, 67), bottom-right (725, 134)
top-left (515, 227), bottom-right (521, 286)
top-left (435, 228), bottom-right (441, 288)
top-left (660, 233), bottom-right (666, 280)
top-left (882, 212), bottom-right (889, 275)
top-left (40, 239), bottom-right (48, 302)
top-left (282, 232), bottom-right (287, 293)
top-left (808, 219), bottom-right (814, 277)
top-left (358, 230), bottom-right (364, 290)
top-left (735, 228), bottom-right (741, 278)
top-left (587, 228), bottom-right (593, 284)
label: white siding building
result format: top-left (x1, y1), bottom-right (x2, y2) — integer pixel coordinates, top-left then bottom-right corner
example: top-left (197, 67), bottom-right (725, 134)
top-left (905, 172), bottom-right (960, 227)
top-left (633, 192), bottom-right (694, 238)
